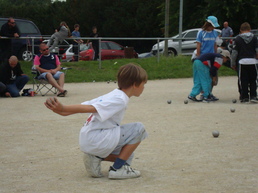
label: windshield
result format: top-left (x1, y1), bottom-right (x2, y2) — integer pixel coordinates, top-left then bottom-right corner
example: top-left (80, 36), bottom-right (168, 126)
top-left (16, 21), bottom-right (39, 34)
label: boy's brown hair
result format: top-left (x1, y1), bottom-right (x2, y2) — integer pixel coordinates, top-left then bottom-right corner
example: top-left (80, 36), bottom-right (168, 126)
top-left (240, 22), bottom-right (251, 32)
top-left (117, 63), bottom-right (148, 89)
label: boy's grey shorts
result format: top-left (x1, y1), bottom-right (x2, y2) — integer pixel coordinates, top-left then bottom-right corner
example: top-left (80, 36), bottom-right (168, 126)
top-left (111, 122), bottom-right (148, 164)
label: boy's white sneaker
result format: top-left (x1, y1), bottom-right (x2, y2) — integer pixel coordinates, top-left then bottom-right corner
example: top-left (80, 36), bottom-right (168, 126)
top-left (83, 153), bottom-right (103, 178)
top-left (108, 165), bottom-right (141, 179)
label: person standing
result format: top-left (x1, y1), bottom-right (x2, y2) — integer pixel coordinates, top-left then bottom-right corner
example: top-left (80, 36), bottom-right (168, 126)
top-left (0, 56), bottom-right (29, 97)
top-left (72, 24), bottom-right (83, 61)
top-left (196, 16), bottom-right (220, 57)
top-left (193, 16), bottom-right (220, 100)
top-left (231, 22), bottom-right (258, 103)
top-left (87, 26), bottom-right (100, 60)
top-left (0, 17), bottom-right (20, 64)
top-left (220, 21), bottom-right (234, 47)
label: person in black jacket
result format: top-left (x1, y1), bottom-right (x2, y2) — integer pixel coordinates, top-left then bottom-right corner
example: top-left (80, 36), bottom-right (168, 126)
top-left (0, 17), bottom-right (20, 64)
top-left (87, 26), bottom-right (100, 60)
top-left (0, 56), bottom-right (29, 97)
top-left (231, 22), bottom-right (258, 103)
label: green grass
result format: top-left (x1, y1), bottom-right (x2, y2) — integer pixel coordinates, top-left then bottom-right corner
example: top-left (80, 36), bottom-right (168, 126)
top-left (21, 56), bottom-right (237, 83)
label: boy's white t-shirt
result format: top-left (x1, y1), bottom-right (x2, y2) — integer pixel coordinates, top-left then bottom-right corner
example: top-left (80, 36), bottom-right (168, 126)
top-left (79, 89), bottom-right (129, 158)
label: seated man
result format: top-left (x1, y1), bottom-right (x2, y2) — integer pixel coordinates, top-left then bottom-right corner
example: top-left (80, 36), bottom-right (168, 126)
top-left (0, 56), bottom-right (29, 97)
top-left (34, 43), bottom-right (67, 97)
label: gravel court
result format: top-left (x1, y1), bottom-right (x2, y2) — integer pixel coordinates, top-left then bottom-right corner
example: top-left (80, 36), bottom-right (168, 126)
top-left (0, 76), bottom-right (257, 193)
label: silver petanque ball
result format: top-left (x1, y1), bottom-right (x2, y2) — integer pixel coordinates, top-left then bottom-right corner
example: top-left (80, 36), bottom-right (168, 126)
top-left (212, 130), bottom-right (220, 138)
top-left (167, 100), bottom-right (171, 104)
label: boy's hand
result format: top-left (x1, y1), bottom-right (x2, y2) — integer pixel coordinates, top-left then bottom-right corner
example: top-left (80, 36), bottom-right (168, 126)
top-left (45, 97), bottom-right (63, 113)
top-left (212, 76), bottom-right (218, 86)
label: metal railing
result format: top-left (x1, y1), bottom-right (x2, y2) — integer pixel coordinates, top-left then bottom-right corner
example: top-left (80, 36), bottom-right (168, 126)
top-left (1, 36), bottom-right (241, 69)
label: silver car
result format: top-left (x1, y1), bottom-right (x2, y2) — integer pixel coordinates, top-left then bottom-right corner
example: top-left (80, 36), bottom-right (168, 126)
top-left (151, 28), bottom-right (221, 56)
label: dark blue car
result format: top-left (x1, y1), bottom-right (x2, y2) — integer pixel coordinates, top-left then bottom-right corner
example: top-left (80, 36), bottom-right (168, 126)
top-left (0, 18), bottom-right (42, 61)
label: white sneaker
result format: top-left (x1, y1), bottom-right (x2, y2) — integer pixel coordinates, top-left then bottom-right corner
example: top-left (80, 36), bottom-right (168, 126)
top-left (83, 153), bottom-right (103, 178)
top-left (108, 165), bottom-right (141, 179)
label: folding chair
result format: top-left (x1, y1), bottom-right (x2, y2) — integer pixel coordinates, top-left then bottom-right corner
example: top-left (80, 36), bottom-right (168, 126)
top-left (31, 66), bottom-right (69, 96)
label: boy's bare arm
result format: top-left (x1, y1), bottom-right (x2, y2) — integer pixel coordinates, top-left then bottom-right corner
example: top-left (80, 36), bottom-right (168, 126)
top-left (44, 97), bottom-right (97, 116)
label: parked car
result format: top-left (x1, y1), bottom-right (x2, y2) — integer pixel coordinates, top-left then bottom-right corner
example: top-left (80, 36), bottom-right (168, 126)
top-left (61, 43), bottom-right (89, 62)
top-left (62, 41), bottom-right (138, 61)
top-left (151, 28), bottom-right (222, 56)
top-left (138, 52), bottom-right (154, 58)
top-left (0, 18), bottom-right (42, 61)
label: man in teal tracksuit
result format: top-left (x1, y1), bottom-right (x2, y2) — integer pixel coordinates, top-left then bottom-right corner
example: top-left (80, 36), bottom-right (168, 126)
top-left (188, 50), bottom-right (231, 102)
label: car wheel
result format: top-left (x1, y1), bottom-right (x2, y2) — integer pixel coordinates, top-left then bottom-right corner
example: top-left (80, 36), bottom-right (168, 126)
top-left (168, 49), bottom-right (177, 57)
top-left (19, 47), bottom-right (33, 61)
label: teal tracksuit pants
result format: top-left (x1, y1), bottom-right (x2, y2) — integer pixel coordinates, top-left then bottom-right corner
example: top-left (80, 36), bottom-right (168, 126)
top-left (189, 59), bottom-right (211, 98)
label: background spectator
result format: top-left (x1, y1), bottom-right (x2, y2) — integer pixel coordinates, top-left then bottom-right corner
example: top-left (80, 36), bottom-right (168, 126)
top-left (0, 55), bottom-right (29, 97)
top-left (34, 43), bottom-right (67, 97)
top-left (87, 26), bottom-right (100, 60)
top-left (47, 21), bottom-right (71, 52)
top-left (72, 24), bottom-right (83, 62)
top-left (220, 21), bottom-right (234, 47)
top-left (0, 17), bottom-right (20, 64)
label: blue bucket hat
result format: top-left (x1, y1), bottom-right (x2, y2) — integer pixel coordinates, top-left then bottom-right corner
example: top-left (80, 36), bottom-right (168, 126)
top-left (206, 16), bottom-right (220, 27)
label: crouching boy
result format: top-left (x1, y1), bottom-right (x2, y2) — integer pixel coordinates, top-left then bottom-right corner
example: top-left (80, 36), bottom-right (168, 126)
top-left (44, 63), bottom-right (148, 179)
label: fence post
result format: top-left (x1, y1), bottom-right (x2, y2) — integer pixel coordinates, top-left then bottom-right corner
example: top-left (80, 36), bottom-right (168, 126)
top-left (32, 37), bottom-right (35, 59)
top-left (98, 38), bottom-right (101, 69)
top-left (157, 38), bottom-right (160, 63)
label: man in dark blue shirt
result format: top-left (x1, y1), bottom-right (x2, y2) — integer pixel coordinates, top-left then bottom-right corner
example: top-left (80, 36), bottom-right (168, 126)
top-left (34, 43), bottom-right (67, 97)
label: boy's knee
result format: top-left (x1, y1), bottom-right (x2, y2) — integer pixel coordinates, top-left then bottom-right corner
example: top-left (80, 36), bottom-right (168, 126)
top-left (135, 122), bottom-right (145, 131)
top-left (134, 122), bottom-right (147, 140)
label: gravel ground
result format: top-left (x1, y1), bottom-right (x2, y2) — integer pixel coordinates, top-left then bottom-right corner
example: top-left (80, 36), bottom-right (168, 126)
top-left (0, 77), bottom-right (257, 193)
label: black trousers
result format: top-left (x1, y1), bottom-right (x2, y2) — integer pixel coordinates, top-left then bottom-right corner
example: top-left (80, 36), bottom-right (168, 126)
top-left (92, 44), bottom-right (99, 60)
top-left (238, 64), bottom-right (257, 99)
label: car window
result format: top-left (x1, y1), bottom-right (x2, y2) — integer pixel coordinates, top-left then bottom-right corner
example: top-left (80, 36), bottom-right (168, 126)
top-left (107, 42), bottom-right (122, 50)
top-left (101, 42), bottom-right (109, 49)
top-left (173, 32), bottom-right (187, 42)
top-left (16, 21), bottom-right (39, 34)
top-left (183, 30), bottom-right (198, 39)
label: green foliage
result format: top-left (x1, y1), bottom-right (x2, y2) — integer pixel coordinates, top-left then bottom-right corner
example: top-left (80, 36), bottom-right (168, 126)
top-left (20, 56), bottom-right (236, 84)
top-left (0, 0), bottom-right (257, 38)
